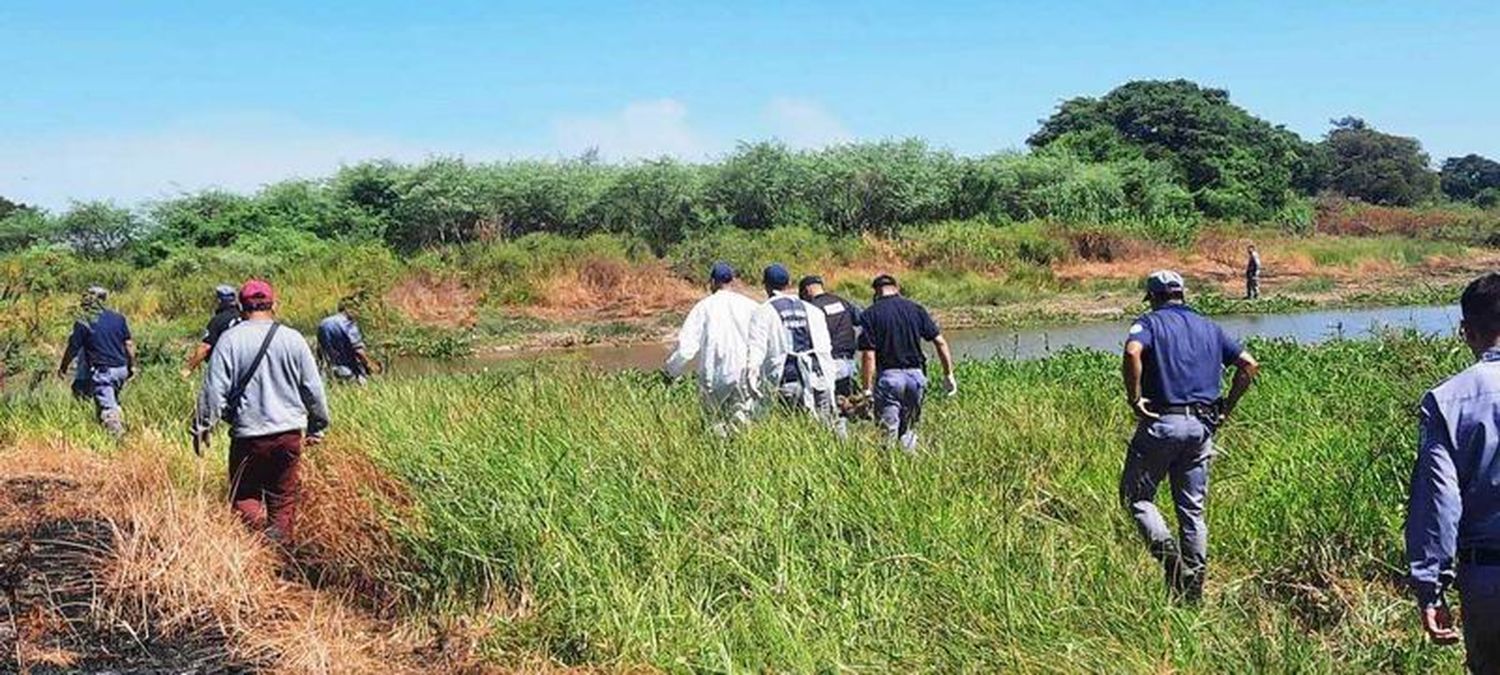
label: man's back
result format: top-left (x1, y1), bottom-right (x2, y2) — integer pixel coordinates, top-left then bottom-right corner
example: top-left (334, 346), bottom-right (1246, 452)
top-left (72, 309), bottom-right (131, 368)
top-left (859, 295), bottom-right (938, 371)
top-left (680, 290), bottom-right (758, 383)
top-left (317, 313), bottom-right (364, 371)
top-left (1129, 305), bottom-right (1241, 406)
top-left (809, 293), bottom-right (861, 359)
top-left (202, 307), bottom-right (241, 349)
top-left (198, 319), bottom-right (329, 439)
top-left (1422, 355), bottom-right (1500, 547)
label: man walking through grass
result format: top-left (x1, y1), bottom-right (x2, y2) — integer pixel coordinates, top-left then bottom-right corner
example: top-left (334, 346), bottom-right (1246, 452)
top-left (1406, 272), bottom-right (1500, 672)
top-left (857, 274), bottom-right (956, 451)
top-left (181, 284), bottom-right (241, 378)
top-left (193, 280), bottom-right (329, 543)
top-left (317, 296), bottom-right (379, 384)
top-left (1245, 245), bottom-right (1262, 300)
top-left (664, 262), bottom-right (760, 436)
top-left (57, 286), bottom-right (136, 437)
top-left (747, 263), bottom-right (840, 432)
top-left (1121, 270), bottom-right (1258, 601)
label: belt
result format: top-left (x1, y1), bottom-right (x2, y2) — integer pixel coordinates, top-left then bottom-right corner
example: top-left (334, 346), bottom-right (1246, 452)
top-left (1458, 548), bottom-right (1500, 566)
top-left (1153, 404), bottom-right (1210, 416)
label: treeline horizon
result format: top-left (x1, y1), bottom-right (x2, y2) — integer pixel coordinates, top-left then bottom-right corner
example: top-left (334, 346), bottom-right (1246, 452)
top-left (3, 79), bottom-right (1499, 260)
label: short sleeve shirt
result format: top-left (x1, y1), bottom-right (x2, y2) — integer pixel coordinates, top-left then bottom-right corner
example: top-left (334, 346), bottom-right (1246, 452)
top-left (201, 307), bottom-right (241, 348)
top-left (1126, 304), bottom-right (1243, 405)
top-left (68, 309), bottom-right (132, 369)
top-left (857, 295), bottom-right (940, 370)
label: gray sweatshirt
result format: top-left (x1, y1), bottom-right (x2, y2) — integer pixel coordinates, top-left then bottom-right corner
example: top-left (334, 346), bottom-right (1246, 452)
top-left (194, 318), bottom-right (331, 439)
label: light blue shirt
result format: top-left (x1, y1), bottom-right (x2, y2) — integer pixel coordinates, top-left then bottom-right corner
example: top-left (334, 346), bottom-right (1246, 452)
top-left (1406, 348), bottom-right (1500, 606)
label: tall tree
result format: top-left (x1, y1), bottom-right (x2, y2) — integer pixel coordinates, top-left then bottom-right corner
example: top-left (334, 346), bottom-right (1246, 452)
top-left (1440, 154), bottom-right (1500, 204)
top-left (1028, 79), bottom-right (1316, 220)
top-left (1321, 117), bottom-right (1439, 206)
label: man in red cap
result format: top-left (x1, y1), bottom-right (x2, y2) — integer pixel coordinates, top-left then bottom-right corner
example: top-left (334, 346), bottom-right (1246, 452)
top-left (192, 279), bottom-right (330, 543)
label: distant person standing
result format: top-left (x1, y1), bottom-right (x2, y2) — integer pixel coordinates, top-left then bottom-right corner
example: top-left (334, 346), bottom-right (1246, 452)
top-left (1405, 272), bottom-right (1500, 671)
top-left (317, 297), bottom-right (379, 384)
top-left (193, 280), bottom-right (329, 543)
top-left (857, 274), bottom-right (956, 451)
top-left (1245, 245), bottom-right (1262, 300)
top-left (799, 275), bottom-right (864, 398)
top-left (664, 262), bottom-right (761, 436)
top-left (56, 286), bottom-right (136, 437)
top-left (746, 264), bottom-right (840, 430)
top-left (1121, 270), bottom-right (1259, 602)
top-left (181, 284), bottom-right (241, 378)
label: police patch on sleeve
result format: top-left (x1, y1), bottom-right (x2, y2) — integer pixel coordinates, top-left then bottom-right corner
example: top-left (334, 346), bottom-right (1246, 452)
top-left (1128, 323), bottom-right (1144, 335)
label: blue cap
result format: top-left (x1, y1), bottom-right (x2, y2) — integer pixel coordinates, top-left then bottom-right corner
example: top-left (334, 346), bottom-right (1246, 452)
top-left (709, 262), bottom-right (735, 284)
top-left (1145, 270), bottom-right (1186, 297)
top-left (762, 263), bottom-right (791, 289)
top-left (215, 284), bottom-right (237, 301)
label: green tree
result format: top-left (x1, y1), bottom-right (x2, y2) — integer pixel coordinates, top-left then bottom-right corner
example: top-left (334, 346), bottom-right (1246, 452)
top-left (0, 207), bottom-right (55, 253)
top-left (705, 142), bottom-right (817, 229)
top-left (1440, 154), bottom-right (1500, 203)
top-left (1321, 117), bottom-right (1439, 206)
top-left (1027, 79), bottom-right (1315, 220)
top-left (57, 201), bottom-right (140, 258)
top-left (590, 158), bottom-right (708, 253)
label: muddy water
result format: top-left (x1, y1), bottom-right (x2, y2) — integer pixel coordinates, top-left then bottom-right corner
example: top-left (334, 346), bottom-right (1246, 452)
top-left (395, 304), bottom-right (1461, 375)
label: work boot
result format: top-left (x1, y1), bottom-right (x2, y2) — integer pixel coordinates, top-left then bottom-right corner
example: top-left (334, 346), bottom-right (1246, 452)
top-left (1175, 563), bottom-right (1206, 605)
top-left (100, 409), bottom-right (125, 439)
top-left (1149, 539), bottom-right (1183, 594)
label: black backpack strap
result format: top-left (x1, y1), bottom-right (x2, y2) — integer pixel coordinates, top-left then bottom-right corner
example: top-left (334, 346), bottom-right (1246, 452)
top-left (227, 323), bottom-right (281, 419)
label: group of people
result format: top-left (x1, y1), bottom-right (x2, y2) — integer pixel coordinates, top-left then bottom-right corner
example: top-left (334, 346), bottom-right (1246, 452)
top-left (664, 262), bottom-right (956, 449)
top-left (51, 260), bottom-right (1500, 671)
top-left (58, 280), bottom-right (378, 542)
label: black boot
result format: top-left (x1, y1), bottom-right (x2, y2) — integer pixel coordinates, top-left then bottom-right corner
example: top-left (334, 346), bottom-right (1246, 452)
top-left (1149, 539), bottom-right (1183, 595)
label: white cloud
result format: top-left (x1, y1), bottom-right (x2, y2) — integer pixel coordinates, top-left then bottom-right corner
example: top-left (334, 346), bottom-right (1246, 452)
top-left (551, 98), bottom-right (717, 161)
top-left (0, 115), bottom-right (479, 211)
top-left (763, 97), bottom-right (852, 149)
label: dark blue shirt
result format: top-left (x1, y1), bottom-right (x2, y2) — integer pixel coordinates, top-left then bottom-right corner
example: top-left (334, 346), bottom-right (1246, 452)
top-left (317, 312), bottom-right (367, 374)
top-left (1126, 304), bottom-right (1243, 406)
top-left (857, 294), bottom-right (940, 371)
top-left (67, 309), bottom-right (132, 369)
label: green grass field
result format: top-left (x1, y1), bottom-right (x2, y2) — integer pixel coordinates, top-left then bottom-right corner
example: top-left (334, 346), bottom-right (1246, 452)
top-left (0, 335), bottom-right (1473, 672)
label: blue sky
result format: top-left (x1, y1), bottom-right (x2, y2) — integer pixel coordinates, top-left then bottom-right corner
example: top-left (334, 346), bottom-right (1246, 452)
top-left (4, 1), bottom-right (1498, 209)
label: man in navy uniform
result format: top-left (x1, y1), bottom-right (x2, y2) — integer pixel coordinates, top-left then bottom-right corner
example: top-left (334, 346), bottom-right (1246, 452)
top-left (1121, 270), bottom-right (1259, 601)
top-left (1406, 272), bottom-right (1500, 672)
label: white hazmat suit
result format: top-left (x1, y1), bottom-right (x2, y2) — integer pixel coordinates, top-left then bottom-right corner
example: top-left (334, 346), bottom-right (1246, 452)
top-left (746, 291), bottom-right (841, 432)
top-left (665, 288), bottom-right (761, 435)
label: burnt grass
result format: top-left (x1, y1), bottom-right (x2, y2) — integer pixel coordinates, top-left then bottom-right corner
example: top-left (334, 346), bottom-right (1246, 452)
top-left (0, 476), bottom-right (248, 674)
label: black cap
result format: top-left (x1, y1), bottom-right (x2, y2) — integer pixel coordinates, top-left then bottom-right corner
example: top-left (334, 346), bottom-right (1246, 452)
top-left (798, 275), bottom-right (824, 295)
top-left (871, 274), bottom-right (898, 290)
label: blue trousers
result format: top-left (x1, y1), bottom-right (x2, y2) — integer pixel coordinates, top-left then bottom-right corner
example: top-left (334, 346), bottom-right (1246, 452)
top-left (875, 368), bottom-right (927, 451)
top-left (1120, 414), bottom-right (1213, 576)
top-left (1461, 563), bottom-right (1500, 674)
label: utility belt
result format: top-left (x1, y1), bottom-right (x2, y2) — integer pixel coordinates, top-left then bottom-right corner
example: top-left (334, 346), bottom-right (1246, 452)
top-left (1151, 400), bottom-right (1227, 429)
top-left (1458, 548), bottom-right (1500, 566)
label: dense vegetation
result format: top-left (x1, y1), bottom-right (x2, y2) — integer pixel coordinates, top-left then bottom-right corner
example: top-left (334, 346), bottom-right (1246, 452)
top-left (2, 78), bottom-right (1496, 262)
top-left (0, 335), bottom-right (1473, 671)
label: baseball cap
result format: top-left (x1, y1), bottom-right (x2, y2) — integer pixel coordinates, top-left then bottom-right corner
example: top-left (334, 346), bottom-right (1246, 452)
top-left (709, 261), bottom-right (735, 284)
top-left (85, 286), bottom-right (108, 300)
top-left (762, 264), bottom-right (791, 289)
top-left (214, 284), bottom-right (237, 301)
top-left (871, 274), bottom-right (898, 290)
top-left (239, 279), bottom-right (276, 305)
top-left (1144, 270), bottom-right (1186, 298)
top-left (798, 275), bottom-right (824, 295)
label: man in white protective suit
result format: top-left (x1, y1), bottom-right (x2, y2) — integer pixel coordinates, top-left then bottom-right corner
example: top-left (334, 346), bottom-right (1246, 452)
top-left (664, 262), bottom-right (761, 436)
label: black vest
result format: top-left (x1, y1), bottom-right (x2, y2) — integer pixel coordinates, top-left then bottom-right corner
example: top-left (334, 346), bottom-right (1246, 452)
top-left (810, 293), bottom-right (858, 358)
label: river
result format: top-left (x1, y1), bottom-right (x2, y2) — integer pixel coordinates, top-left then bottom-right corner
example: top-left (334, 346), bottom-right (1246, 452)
top-left (395, 304), bottom-right (1461, 375)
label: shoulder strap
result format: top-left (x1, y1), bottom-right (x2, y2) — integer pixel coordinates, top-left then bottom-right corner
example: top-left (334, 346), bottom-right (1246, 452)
top-left (227, 323), bottom-right (282, 416)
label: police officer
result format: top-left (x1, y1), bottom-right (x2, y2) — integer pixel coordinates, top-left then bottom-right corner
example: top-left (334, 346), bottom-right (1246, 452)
top-left (1245, 245), bottom-right (1262, 300)
top-left (1121, 270), bottom-right (1259, 601)
top-left (56, 286), bottom-right (137, 437)
top-left (798, 275), bottom-right (863, 398)
top-left (857, 274), bottom-right (956, 451)
top-left (1406, 272), bottom-right (1500, 671)
top-left (181, 284), bottom-right (241, 378)
top-left (746, 264), bottom-right (839, 430)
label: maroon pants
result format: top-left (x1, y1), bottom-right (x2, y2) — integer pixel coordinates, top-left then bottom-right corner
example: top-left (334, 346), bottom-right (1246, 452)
top-left (228, 429), bottom-right (303, 541)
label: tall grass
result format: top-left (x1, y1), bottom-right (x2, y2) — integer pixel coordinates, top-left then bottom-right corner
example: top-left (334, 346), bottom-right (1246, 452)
top-left (1, 335), bottom-right (1468, 671)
